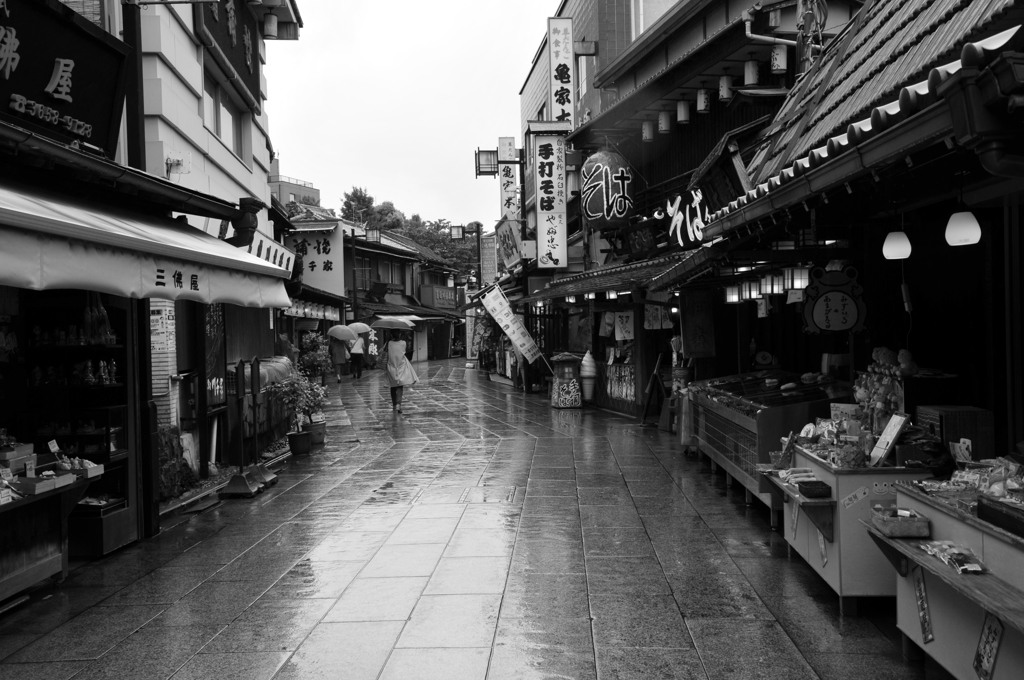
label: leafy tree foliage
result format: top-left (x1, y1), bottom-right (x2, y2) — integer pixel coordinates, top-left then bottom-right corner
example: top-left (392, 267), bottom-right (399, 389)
top-left (341, 187), bottom-right (374, 222)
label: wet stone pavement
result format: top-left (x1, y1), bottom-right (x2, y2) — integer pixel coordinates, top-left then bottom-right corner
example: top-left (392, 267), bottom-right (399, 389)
top-left (0, 359), bottom-right (952, 680)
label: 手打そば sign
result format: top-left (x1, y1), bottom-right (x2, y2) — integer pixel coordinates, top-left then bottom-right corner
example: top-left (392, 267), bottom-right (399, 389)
top-left (534, 134), bottom-right (566, 268)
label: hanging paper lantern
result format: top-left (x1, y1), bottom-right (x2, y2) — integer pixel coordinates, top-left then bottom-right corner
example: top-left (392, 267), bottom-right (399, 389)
top-left (580, 148), bottom-right (635, 229)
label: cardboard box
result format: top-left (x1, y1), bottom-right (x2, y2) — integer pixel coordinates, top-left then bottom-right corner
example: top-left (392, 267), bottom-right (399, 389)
top-left (10, 476), bottom-right (56, 495)
top-left (0, 443), bottom-right (34, 460)
top-left (0, 453), bottom-right (36, 470)
top-left (71, 464), bottom-right (104, 479)
top-left (51, 472), bottom-right (75, 489)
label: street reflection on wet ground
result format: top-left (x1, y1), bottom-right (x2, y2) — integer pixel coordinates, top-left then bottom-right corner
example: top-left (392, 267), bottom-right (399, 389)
top-left (0, 360), bottom-right (951, 679)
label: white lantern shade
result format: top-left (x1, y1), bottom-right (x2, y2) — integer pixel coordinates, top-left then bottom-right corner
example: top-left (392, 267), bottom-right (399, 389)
top-left (263, 13), bottom-right (279, 39)
top-left (658, 111), bottom-right (672, 133)
top-left (882, 231), bottom-right (912, 259)
top-left (641, 120), bottom-right (655, 142)
top-left (676, 100), bottom-right (690, 124)
top-left (606, 290), bottom-right (618, 300)
top-left (697, 88), bottom-right (711, 113)
top-left (745, 60), bottom-right (760, 85)
top-left (761, 274), bottom-right (784, 295)
top-left (719, 75), bottom-right (734, 102)
top-left (945, 211), bottom-right (981, 246)
top-left (783, 267), bottom-right (810, 290)
top-left (740, 281), bottom-right (761, 300)
top-left (724, 286), bottom-right (741, 303)
top-left (771, 45), bottom-right (788, 74)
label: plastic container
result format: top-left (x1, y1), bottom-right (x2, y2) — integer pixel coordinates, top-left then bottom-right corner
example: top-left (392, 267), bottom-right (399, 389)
top-left (871, 508), bottom-right (931, 537)
top-left (797, 480), bottom-right (832, 498)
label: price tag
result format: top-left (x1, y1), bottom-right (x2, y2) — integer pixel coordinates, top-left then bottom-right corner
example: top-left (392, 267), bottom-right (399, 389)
top-left (48, 439), bottom-right (60, 453)
top-left (0, 467), bottom-right (13, 482)
top-left (842, 486), bottom-right (870, 510)
top-left (973, 613), bottom-right (1003, 680)
top-left (913, 567), bottom-right (934, 644)
top-left (790, 501), bottom-right (800, 534)
top-left (817, 529), bottom-right (828, 567)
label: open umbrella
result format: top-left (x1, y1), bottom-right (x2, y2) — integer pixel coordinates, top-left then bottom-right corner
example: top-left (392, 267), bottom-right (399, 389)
top-left (327, 325), bottom-right (357, 342)
top-left (371, 317), bottom-right (415, 330)
top-left (347, 322), bottom-right (371, 334)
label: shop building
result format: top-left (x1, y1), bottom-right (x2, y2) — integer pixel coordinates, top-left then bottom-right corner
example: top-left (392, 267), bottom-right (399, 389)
top-left (0, 0), bottom-right (291, 600)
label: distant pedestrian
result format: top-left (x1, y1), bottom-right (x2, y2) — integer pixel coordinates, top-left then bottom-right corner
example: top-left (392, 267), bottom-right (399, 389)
top-left (329, 337), bottom-right (349, 382)
top-left (384, 329), bottom-right (418, 412)
top-left (349, 333), bottom-right (366, 379)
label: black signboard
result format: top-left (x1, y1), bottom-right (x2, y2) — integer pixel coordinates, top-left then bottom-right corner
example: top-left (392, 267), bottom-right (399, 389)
top-left (195, 0), bottom-right (261, 112)
top-left (0, 0), bottom-right (129, 157)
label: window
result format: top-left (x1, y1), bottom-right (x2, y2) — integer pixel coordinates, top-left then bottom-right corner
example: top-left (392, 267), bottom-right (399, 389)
top-left (289, 193), bottom-right (296, 203)
top-left (354, 256), bottom-right (371, 290)
top-left (391, 262), bottom-right (406, 288)
top-left (203, 72), bottom-right (244, 157)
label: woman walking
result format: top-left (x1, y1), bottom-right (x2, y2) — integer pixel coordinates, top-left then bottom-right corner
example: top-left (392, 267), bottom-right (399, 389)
top-left (384, 329), bottom-right (418, 412)
top-left (348, 333), bottom-right (366, 379)
top-left (329, 337), bottom-right (349, 382)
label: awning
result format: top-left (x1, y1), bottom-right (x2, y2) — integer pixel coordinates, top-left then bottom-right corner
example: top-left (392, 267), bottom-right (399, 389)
top-left (0, 181), bottom-right (291, 307)
top-left (517, 252), bottom-right (695, 304)
top-left (377, 314), bottom-right (424, 324)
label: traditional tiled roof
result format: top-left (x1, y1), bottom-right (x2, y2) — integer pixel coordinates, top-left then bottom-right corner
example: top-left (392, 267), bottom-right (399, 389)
top-left (517, 252), bottom-right (696, 303)
top-left (751, 0), bottom-right (1019, 185)
top-left (387, 232), bottom-right (449, 266)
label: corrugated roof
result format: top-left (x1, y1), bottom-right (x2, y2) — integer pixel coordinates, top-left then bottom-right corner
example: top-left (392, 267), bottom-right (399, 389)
top-left (751, 0), bottom-right (1018, 185)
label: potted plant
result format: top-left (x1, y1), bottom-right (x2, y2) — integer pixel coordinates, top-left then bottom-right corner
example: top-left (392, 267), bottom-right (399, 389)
top-left (299, 377), bottom-right (329, 445)
top-left (298, 332), bottom-right (333, 384)
top-left (267, 371), bottom-right (326, 454)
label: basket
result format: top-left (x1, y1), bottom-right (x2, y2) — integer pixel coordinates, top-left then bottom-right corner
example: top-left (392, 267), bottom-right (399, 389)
top-left (871, 508), bottom-right (930, 538)
top-left (797, 481), bottom-right (832, 498)
top-left (769, 450), bottom-right (791, 470)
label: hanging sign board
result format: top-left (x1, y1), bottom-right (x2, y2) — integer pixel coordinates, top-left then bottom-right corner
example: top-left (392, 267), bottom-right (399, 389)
top-left (0, 0), bottom-right (130, 157)
top-left (287, 225), bottom-right (345, 299)
top-left (802, 267), bottom-right (867, 334)
top-left (480, 233), bottom-right (498, 285)
top-left (680, 291), bottom-right (716, 358)
top-left (580, 149), bottom-right (634, 229)
top-left (546, 18), bottom-right (574, 128)
top-left (495, 218), bottom-right (523, 270)
top-left (498, 136), bottom-right (520, 221)
top-left (534, 134), bottom-right (567, 268)
top-left (480, 286), bottom-right (541, 364)
top-left (663, 190), bottom-right (709, 250)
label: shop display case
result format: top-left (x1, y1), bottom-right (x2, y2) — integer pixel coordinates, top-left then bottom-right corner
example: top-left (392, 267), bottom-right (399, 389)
top-left (760, 446), bottom-right (932, 615)
top-left (13, 291), bottom-right (138, 558)
top-left (688, 370), bottom-right (853, 506)
top-left (867, 484), bottom-right (1024, 678)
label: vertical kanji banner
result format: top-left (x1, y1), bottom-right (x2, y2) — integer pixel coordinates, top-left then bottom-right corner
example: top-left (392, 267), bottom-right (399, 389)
top-left (498, 136), bottom-right (519, 222)
top-left (480, 287), bottom-right (542, 364)
top-left (534, 134), bottom-right (567, 268)
top-left (547, 18), bottom-right (574, 128)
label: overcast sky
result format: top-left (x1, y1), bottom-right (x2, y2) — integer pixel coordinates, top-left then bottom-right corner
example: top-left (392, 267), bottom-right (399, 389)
top-left (263, 0), bottom-right (560, 228)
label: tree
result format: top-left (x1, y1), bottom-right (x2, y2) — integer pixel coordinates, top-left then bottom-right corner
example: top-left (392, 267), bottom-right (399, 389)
top-left (341, 187), bottom-right (374, 222)
top-left (370, 201), bottom-right (406, 232)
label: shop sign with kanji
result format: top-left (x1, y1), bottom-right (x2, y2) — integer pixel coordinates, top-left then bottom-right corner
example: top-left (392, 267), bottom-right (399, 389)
top-left (0, 0), bottom-right (129, 157)
top-left (194, 0), bottom-right (260, 112)
top-left (287, 227), bottom-right (345, 298)
top-left (498, 136), bottom-right (519, 221)
top-left (802, 267), bottom-right (867, 334)
top-left (546, 18), bottom-right (574, 128)
top-left (534, 134), bottom-right (566, 269)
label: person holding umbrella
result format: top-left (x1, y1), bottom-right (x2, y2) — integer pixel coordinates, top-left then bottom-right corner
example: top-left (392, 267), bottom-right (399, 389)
top-left (383, 328), bottom-right (418, 412)
top-left (349, 332), bottom-right (366, 379)
top-left (329, 337), bottom-right (349, 382)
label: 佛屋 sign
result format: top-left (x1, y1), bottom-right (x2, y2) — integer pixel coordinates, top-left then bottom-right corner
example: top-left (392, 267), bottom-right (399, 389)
top-left (0, 0), bottom-right (130, 157)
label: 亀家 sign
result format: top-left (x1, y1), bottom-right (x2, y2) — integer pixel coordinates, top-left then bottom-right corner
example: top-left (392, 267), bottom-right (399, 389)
top-left (546, 18), bottom-right (574, 128)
